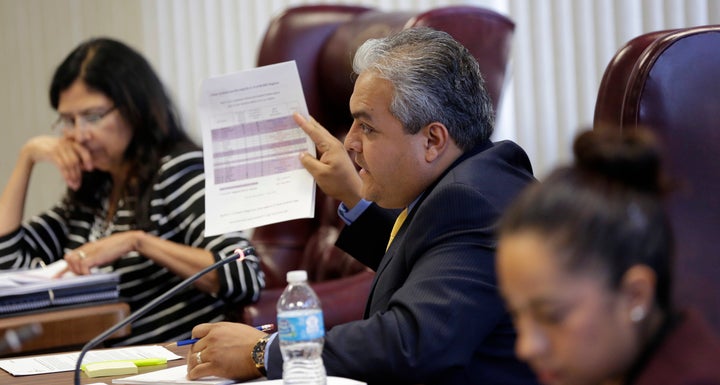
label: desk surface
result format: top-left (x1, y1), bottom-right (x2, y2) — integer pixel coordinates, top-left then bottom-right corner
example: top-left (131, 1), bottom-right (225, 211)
top-left (0, 344), bottom-right (189, 385)
top-left (0, 302), bottom-right (131, 356)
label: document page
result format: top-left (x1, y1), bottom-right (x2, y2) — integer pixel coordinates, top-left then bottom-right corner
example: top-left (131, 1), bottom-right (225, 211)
top-left (0, 260), bottom-right (108, 289)
top-left (113, 364), bottom-right (233, 384)
top-left (198, 61), bottom-right (316, 235)
top-left (0, 345), bottom-right (181, 376)
top-left (113, 365), bottom-right (367, 384)
top-left (0, 260), bottom-right (120, 315)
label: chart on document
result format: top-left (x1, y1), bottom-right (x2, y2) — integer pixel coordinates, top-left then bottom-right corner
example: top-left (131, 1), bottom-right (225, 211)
top-left (199, 61), bottom-right (316, 235)
top-left (211, 113), bottom-right (306, 183)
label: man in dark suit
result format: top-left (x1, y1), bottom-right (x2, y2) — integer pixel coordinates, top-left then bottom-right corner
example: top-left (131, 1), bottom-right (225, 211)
top-left (186, 27), bottom-right (538, 385)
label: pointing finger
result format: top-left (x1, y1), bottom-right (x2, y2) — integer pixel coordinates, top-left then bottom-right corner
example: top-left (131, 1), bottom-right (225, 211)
top-left (299, 151), bottom-right (327, 179)
top-left (293, 112), bottom-right (337, 153)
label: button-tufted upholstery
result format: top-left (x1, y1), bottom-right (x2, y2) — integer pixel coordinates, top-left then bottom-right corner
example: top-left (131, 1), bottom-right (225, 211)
top-left (242, 4), bottom-right (516, 329)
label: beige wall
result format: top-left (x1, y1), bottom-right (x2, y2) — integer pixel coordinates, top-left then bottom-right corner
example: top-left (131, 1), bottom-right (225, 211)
top-left (2, 0), bottom-right (720, 223)
top-left (0, 0), bottom-right (466, 221)
top-left (0, 0), bottom-right (146, 220)
top-left (0, 0), bottom-right (457, 217)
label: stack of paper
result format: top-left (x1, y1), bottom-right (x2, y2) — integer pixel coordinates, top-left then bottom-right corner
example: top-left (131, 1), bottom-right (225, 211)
top-left (0, 260), bottom-right (120, 315)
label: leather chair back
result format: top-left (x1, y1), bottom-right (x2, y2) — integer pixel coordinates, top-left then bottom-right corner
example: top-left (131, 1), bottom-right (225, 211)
top-left (244, 4), bottom-right (515, 328)
top-left (594, 25), bottom-right (720, 333)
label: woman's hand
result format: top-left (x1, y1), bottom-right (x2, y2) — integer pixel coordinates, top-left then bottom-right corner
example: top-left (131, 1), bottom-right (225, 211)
top-left (187, 322), bottom-right (267, 381)
top-left (61, 231), bottom-right (141, 275)
top-left (23, 135), bottom-right (93, 190)
top-left (0, 135), bottom-right (92, 233)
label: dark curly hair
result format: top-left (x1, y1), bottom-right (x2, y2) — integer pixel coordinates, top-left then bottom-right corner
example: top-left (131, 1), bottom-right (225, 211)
top-left (49, 37), bottom-right (196, 229)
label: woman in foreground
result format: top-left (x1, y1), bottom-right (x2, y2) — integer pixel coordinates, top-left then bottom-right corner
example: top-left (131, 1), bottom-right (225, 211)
top-left (497, 127), bottom-right (720, 385)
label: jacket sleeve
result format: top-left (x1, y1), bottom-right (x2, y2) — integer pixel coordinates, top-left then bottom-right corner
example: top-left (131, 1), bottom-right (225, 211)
top-left (335, 203), bottom-right (396, 271)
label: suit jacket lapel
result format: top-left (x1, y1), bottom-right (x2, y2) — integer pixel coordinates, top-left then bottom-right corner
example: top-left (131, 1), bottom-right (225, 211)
top-left (363, 216), bottom-right (407, 316)
top-left (362, 140), bottom-right (493, 317)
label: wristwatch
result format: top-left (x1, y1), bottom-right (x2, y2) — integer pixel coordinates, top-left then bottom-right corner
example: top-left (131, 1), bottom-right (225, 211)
top-left (251, 335), bottom-right (270, 376)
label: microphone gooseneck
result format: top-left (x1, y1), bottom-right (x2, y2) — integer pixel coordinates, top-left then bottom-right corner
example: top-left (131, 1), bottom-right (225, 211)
top-left (73, 247), bottom-right (252, 385)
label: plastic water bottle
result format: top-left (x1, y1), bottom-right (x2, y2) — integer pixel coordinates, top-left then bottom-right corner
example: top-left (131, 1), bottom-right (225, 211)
top-left (277, 270), bottom-right (326, 385)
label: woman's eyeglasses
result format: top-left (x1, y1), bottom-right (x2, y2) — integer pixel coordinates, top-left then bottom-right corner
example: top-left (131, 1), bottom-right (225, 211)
top-left (51, 106), bottom-right (116, 133)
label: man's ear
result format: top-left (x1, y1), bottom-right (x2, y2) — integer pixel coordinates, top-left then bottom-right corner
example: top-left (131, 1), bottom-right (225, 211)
top-left (422, 122), bottom-right (451, 162)
top-left (619, 264), bottom-right (657, 323)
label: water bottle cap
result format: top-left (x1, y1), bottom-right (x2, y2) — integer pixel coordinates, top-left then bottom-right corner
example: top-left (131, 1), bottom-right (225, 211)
top-left (286, 270), bottom-right (308, 283)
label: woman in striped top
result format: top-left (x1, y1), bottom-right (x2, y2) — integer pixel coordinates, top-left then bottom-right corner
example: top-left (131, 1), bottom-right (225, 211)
top-left (0, 38), bottom-right (264, 345)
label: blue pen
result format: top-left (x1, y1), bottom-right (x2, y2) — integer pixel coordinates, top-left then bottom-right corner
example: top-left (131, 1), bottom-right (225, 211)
top-left (172, 323), bottom-right (275, 346)
top-left (175, 338), bottom-right (199, 346)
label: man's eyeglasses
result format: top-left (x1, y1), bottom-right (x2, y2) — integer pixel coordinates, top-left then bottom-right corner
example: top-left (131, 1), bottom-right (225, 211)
top-left (51, 106), bottom-right (116, 133)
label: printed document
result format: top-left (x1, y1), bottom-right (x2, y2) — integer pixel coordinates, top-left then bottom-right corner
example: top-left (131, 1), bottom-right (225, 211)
top-left (0, 260), bottom-right (92, 289)
top-left (198, 61), bottom-right (316, 235)
top-left (0, 260), bottom-right (119, 315)
top-left (113, 364), bottom-right (233, 384)
top-left (112, 365), bottom-right (367, 384)
top-left (0, 345), bottom-right (181, 376)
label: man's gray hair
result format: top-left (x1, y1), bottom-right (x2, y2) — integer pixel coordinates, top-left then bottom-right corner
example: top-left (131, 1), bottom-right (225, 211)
top-left (352, 27), bottom-right (494, 150)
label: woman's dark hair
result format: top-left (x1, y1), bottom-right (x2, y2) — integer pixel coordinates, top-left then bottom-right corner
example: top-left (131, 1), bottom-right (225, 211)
top-left (499, 127), bottom-right (674, 312)
top-left (49, 37), bottom-right (196, 228)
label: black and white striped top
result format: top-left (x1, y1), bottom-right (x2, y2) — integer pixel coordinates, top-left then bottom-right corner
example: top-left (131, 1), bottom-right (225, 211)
top-left (0, 149), bottom-right (264, 345)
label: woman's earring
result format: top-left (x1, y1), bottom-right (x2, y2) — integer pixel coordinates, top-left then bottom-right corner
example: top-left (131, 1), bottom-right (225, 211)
top-left (630, 306), bottom-right (645, 323)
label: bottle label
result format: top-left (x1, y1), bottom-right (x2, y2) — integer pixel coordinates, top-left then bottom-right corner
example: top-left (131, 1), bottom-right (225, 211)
top-left (277, 311), bottom-right (325, 342)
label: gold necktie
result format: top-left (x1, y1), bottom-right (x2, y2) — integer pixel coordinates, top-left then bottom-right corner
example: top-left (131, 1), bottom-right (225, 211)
top-left (386, 208), bottom-right (408, 251)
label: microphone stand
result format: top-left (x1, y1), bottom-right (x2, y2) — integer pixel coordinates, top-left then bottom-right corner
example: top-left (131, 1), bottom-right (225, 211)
top-left (73, 247), bottom-right (252, 385)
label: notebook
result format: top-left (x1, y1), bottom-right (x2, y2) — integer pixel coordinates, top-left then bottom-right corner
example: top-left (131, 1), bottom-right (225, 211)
top-left (0, 260), bottom-right (120, 315)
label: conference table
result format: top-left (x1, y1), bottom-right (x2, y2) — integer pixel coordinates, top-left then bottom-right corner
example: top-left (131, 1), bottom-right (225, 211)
top-left (0, 302), bottom-right (131, 357)
top-left (0, 343), bottom-right (190, 384)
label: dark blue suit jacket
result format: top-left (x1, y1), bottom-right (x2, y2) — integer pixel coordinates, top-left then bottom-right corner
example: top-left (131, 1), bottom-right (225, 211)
top-left (268, 140), bottom-right (539, 385)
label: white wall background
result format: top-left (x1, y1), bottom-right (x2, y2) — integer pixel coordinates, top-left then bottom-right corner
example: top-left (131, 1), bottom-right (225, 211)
top-left (2, 0), bottom-right (719, 221)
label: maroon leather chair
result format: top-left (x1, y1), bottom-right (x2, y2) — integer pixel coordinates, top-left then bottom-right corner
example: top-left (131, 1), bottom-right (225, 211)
top-left (241, 4), bottom-right (515, 329)
top-left (594, 25), bottom-right (720, 333)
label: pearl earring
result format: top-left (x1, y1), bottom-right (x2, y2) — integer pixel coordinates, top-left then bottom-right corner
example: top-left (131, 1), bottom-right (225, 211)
top-left (630, 306), bottom-right (645, 323)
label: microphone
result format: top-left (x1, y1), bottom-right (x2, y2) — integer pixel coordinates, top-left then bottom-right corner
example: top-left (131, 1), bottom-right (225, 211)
top-left (0, 323), bottom-right (42, 354)
top-left (73, 247), bottom-right (254, 385)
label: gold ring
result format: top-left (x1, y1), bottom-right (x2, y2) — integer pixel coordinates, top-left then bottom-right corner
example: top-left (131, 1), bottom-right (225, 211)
top-left (76, 250), bottom-right (87, 260)
top-left (196, 351), bottom-right (202, 365)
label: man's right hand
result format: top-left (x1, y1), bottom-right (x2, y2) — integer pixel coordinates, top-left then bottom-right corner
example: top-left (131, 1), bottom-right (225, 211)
top-left (186, 322), bottom-right (267, 381)
top-left (294, 112), bottom-right (363, 208)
